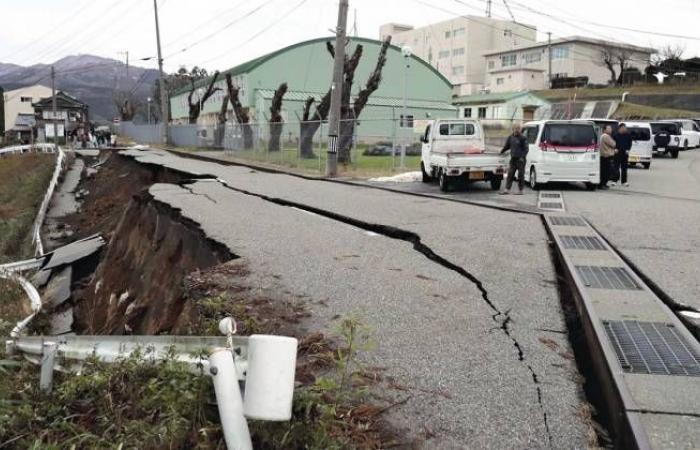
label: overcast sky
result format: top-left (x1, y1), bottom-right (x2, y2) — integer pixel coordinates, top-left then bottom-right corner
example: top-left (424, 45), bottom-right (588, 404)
top-left (1, 0), bottom-right (698, 73)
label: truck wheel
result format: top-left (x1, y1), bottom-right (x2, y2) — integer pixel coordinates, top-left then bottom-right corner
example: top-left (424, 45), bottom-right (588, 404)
top-left (684, 140), bottom-right (689, 151)
top-left (421, 162), bottom-right (431, 183)
top-left (490, 177), bottom-right (502, 191)
top-left (671, 149), bottom-right (679, 159)
top-left (529, 167), bottom-right (540, 190)
top-left (439, 171), bottom-right (450, 192)
top-left (642, 162), bottom-right (651, 170)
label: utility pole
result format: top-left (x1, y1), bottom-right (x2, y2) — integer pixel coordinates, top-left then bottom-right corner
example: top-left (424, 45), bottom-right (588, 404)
top-left (325, 0), bottom-right (349, 177)
top-left (51, 66), bottom-right (58, 146)
top-left (118, 51), bottom-right (130, 78)
top-left (486, 0), bottom-right (492, 17)
top-left (547, 32), bottom-right (552, 89)
top-left (153, 0), bottom-right (168, 144)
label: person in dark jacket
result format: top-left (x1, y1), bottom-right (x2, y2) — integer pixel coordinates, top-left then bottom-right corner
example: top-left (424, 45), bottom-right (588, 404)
top-left (500, 124), bottom-right (528, 195)
top-left (613, 123), bottom-right (633, 186)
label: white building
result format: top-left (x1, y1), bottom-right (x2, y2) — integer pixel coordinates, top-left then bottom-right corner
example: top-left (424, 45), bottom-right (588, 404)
top-left (3, 84), bottom-right (53, 135)
top-left (380, 17), bottom-right (536, 96)
top-left (483, 36), bottom-right (655, 93)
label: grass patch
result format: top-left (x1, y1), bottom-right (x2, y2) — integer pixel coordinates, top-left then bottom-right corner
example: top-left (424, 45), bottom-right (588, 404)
top-left (612, 102), bottom-right (700, 119)
top-left (0, 153), bottom-right (55, 262)
top-left (534, 83), bottom-right (700, 101)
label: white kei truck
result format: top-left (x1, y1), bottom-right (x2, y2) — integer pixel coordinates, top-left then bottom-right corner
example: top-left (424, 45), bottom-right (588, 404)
top-left (420, 119), bottom-right (507, 192)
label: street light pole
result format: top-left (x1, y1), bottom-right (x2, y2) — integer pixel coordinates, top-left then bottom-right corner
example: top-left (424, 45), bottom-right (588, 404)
top-left (51, 66), bottom-right (58, 146)
top-left (147, 97), bottom-right (152, 125)
top-left (325, 0), bottom-right (349, 177)
top-left (401, 46), bottom-right (412, 169)
top-left (153, 0), bottom-right (168, 144)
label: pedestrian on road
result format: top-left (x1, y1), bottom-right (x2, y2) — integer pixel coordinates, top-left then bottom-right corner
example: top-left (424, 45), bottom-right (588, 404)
top-left (500, 123), bottom-right (528, 195)
top-left (599, 125), bottom-right (617, 190)
top-left (613, 123), bottom-right (633, 187)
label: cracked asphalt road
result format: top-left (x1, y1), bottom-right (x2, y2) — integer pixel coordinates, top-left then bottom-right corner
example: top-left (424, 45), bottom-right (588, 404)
top-left (124, 148), bottom-right (592, 449)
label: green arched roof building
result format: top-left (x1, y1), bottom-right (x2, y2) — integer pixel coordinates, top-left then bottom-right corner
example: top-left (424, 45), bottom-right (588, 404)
top-left (169, 37), bottom-right (456, 138)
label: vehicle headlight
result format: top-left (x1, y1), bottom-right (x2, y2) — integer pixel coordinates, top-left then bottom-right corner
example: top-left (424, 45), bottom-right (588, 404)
top-left (674, 137), bottom-right (680, 142)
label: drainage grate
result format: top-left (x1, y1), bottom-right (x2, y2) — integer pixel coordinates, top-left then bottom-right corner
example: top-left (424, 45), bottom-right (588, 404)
top-left (541, 193), bottom-right (561, 199)
top-left (603, 320), bottom-right (700, 376)
top-left (540, 202), bottom-right (564, 209)
top-left (550, 216), bottom-right (586, 226)
top-left (576, 266), bottom-right (641, 290)
top-left (561, 235), bottom-right (606, 250)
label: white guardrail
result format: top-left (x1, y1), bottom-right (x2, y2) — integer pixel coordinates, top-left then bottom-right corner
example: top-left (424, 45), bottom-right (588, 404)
top-left (0, 144), bottom-right (65, 336)
top-left (5, 321), bottom-right (298, 450)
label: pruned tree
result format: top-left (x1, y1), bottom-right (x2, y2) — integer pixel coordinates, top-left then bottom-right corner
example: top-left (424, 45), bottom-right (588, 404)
top-left (338, 36), bottom-right (391, 163)
top-left (615, 49), bottom-right (632, 85)
top-left (598, 46), bottom-right (619, 85)
top-left (214, 94), bottom-right (229, 148)
top-left (187, 71), bottom-right (221, 124)
top-left (225, 73), bottom-right (253, 149)
top-left (113, 92), bottom-right (138, 121)
top-left (268, 83), bottom-right (288, 152)
top-left (298, 42), bottom-right (363, 158)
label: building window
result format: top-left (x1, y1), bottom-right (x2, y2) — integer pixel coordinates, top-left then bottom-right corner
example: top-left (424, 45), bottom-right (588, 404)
top-left (20, 96), bottom-right (32, 102)
top-left (553, 72), bottom-right (569, 78)
top-left (551, 46), bottom-right (569, 59)
top-left (492, 106), bottom-right (503, 119)
top-left (524, 51), bottom-right (542, 64)
top-left (478, 107), bottom-right (487, 119)
top-left (496, 78), bottom-right (504, 85)
top-left (453, 27), bottom-right (465, 37)
top-left (488, 60), bottom-right (495, 70)
top-left (400, 114), bottom-right (414, 128)
top-left (444, 31), bottom-right (451, 38)
top-left (438, 50), bottom-right (450, 59)
top-left (451, 65), bottom-right (465, 75)
top-left (452, 47), bottom-right (465, 57)
top-left (463, 107), bottom-right (472, 118)
top-left (500, 54), bottom-right (517, 67)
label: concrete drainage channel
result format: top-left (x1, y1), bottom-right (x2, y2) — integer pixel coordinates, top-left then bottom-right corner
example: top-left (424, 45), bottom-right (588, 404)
top-left (544, 213), bottom-right (700, 449)
top-left (166, 149), bottom-right (700, 448)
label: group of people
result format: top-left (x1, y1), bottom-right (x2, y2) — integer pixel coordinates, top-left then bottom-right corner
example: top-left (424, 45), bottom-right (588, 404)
top-left (599, 124), bottom-right (632, 189)
top-left (498, 123), bottom-right (634, 194)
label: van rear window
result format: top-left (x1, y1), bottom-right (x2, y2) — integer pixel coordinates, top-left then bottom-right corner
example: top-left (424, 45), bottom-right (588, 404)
top-left (542, 124), bottom-right (596, 147)
top-left (439, 123), bottom-right (475, 136)
top-left (651, 123), bottom-right (680, 135)
top-left (628, 127), bottom-right (650, 141)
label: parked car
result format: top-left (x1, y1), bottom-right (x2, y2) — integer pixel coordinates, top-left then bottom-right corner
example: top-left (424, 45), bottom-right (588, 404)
top-left (650, 122), bottom-right (681, 158)
top-left (677, 119), bottom-right (700, 149)
top-left (420, 119), bottom-right (506, 192)
top-left (623, 121), bottom-right (653, 169)
top-left (522, 120), bottom-right (599, 190)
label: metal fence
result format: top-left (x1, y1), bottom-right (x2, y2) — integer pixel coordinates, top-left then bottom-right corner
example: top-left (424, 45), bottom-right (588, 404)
top-left (118, 117), bottom-right (527, 175)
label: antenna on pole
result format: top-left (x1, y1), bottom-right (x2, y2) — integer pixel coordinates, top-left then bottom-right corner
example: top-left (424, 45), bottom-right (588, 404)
top-left (353, 8), bottom-right (358, 37)
top-left (485, 0), bottom-right (492, 17)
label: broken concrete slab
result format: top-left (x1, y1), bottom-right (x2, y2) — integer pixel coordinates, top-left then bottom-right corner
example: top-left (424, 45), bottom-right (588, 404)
top-left (50, 307), bottom-right (74, 335)
top-left (43, 266), bottom-right (72, 309)
top-left (42, 235), bottom-right (104, 271)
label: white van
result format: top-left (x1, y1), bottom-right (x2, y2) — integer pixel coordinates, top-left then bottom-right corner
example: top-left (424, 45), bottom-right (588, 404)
top-left (522, 120), bottom-right (599, 190)
top-left (623, 121), bottom-right (653, 169)
top-left (421, 119), bottom-right (507, 191)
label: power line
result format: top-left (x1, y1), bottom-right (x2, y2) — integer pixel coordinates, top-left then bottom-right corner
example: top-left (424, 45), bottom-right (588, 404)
top-left (162, 0), bottom-right (249, 50)
top-left (164, 0), bottom-right (278, 59)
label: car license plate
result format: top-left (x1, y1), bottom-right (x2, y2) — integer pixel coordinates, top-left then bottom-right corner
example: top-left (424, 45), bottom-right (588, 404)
top-left (568, 155), bottom-right (577, 161)
top-left (469, 171), bottom-right (484, 180)
top-left (629, 156), bottom-right (639, 162)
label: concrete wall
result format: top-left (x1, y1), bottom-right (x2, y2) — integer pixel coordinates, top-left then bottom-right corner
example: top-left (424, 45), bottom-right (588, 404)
top-left (456, 94), bottom-right (549, 127)
top-left (571, 42), bottom-right (650, 85)
top-left (3, 85), bottom-right (52, 132)
top-left (487, 69), bottom-right (547, 93)
top-left (383, 16), bottom-right (536, 94)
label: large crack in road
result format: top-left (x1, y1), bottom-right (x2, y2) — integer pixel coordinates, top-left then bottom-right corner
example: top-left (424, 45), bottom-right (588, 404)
top-left (190, 177), bottom-right (556, 446)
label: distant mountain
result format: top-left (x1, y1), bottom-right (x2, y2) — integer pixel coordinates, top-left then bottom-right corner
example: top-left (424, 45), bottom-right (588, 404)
top-left (0, 55), bottom-right (160, 123)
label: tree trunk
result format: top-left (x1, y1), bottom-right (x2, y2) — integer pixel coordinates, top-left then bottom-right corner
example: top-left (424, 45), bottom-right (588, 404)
top-left (187, 71), bottom-right (221, 124)
top-left (225, 73), bottom-right (253, 150)
top-left (268, 83), bottom-right (288, 152)
top-left (299, 120), bottom-right (321, 158)
top-left (214, 94), bottom-right (229, 148)
top-left (337, 109), bottom-right (356, 164)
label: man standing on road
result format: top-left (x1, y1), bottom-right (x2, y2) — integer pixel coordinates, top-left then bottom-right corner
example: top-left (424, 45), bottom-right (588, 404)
top-left (500, 124), bottom-right (528, 195)
top-left (613, 123), bottom-right (632, 187)
top-left (599, 125), bottom-right (617, 190)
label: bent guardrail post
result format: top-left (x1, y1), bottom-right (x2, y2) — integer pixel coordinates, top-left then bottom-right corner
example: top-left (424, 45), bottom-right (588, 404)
top-left (39, 341), bottom-right (58, 392)
top-left (209, 347), bottom-right (253, 450)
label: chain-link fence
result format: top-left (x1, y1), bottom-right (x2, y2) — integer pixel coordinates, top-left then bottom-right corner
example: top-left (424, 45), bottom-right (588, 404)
top-left (118, 117), bottom-right (519, 176)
